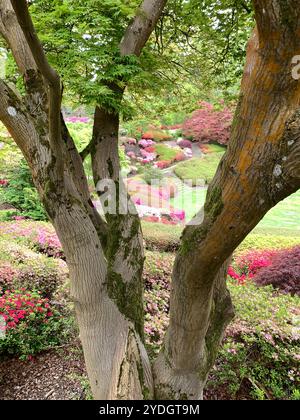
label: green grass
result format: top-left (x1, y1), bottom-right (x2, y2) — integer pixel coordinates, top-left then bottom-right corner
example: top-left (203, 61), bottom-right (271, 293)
top-left (203, 144), bottom-right (227, 153)
top-left (142, 219), bottom-right (300, 252)
top-left (174, 153), bottom-right (224, 186)
top-left (154, 143), bottom-right (181, 161)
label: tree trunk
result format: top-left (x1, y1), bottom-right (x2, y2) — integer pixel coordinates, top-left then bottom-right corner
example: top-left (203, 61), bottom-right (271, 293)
top-left (154, 4), bottom-right (300, 399)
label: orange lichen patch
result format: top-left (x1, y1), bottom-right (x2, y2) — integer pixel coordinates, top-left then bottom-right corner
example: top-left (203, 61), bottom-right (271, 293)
top-left (237, 149), bottom-right (252, 175)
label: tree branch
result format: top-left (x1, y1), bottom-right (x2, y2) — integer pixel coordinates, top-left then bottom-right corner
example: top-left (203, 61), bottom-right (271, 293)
top-left (120, 0), bottom-right (168, 57)
top-left (0, 0), bottom-right (37, 75)
top-left (252, 0), bottom-right (300, 42)
top-left (0, 78), bottom-right (38, 160)
top-left (10, 0), bottom-right (63, 175)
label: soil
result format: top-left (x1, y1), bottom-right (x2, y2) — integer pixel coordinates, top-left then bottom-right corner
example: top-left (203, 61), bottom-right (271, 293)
top-left (0, 340), bottom-right (89, 400)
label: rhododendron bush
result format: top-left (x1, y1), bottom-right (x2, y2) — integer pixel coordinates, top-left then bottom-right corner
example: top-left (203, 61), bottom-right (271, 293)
top-left (183, 101), bottom-right (233, 145)
top-left (0, 290), bottom-right (69, 358)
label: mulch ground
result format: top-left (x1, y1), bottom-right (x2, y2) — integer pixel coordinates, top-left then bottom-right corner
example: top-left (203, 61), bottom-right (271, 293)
top-left (0, 340), bottom-right (232, 400)
top-left (0, 341), bottom-right (88, 400)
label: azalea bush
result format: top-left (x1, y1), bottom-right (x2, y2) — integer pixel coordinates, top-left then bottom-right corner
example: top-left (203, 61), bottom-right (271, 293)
top-left (177, 139), bottom-right (192, 149)
top-left (0, 290), bottom-right (72, 359)
top-left (0, 240), bottom-right (67, 298)
top-left (228, 247), bottom-right (300, 296)
top-left (183, 101), bottom-right (233, 145)
top-left (0, 221), bottom-right (63, 258)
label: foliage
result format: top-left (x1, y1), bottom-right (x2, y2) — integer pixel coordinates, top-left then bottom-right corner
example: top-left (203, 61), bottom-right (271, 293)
top-left (142, 129), bottom-right (172, 142)
top-left (142, 166), bottom-right (163, 186)
top-left (206, 282), bottom-right (300, 400)
top-left (183, 101), bottom-right (233, 145)
top-left (0, 238), bottom-right (67, 298)
top-left (0, 160), bottom-right (47, 221)
top-left (143, 250), bottom-right (300, 400)
top-left (177, 139), bottom-right (192, 149)
top-left (174, 153), bottom-right (224, 186)
top-left (0, 290), bottom-right (72, 359)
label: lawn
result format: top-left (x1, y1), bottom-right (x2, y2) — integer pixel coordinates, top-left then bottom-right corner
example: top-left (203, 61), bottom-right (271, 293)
top-left (154, 143), bottom-right (181, 162)
top-left (174, 153), bottom-right (224, 186)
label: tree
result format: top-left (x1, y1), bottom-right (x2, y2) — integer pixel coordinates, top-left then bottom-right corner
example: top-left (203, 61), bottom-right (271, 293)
top-left (0, 0), bottom-right (299, 400)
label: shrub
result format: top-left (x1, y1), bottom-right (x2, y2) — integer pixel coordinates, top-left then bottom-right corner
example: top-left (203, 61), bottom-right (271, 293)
top-left (155, 160), bottom-right (172, 169)
top-left (177, 139), bottom-right (192, 149)
top-left (0, 221), bottom-right (63, 258)
top-left (0, 160), bottom-right (47, 221)
top-left (229, 246), bottom-right (300, 296)
top-left (0, 263), bottom-right (18, 291)
top-left (0, 290), bottom-right (72, 359)
top-left (206, 282), bottom-right (300, 400)
top-left (142, 166), bottom-right (163, 185)
top-left (138, 139), bottom-right (155, 148)
top-left (0, 240), bottom-right (67, 298)
top-left (174, 152), bottom-right (185, 162)
top-left (183, 101), bottom-right (233, 145)
top-left (254, 246), bottom-right (300, 296)
top-left (142, 130), bottom-right (172, 142)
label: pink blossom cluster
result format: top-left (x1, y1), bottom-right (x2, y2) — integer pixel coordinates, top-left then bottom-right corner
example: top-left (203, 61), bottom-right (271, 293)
top-left (0, 179), bottom-right (8, 187)
top-left (0, 290), bottom-right (53, 332)
top-left (65, 116), bottom-right (90, 124)
top-left (228, 249), bottom-right (276, 284)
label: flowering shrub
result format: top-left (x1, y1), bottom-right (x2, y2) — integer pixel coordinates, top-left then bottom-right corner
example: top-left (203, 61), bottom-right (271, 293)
top-left (155, 160), bottom-right (172, 169)
top-left (177, 139), bottom-right (192, 149)
top-left (0, 290), bottom-right (70, 358)
top-left (0, 263), bottom-right (18, 291)
top-left (126, 151), bottom-right (136, 160)
top-left (174, 152), bottom-right (185, 162)
top-left (254, 246), bottom-right (300, 296)
top-left (0, 240), bottom-right (67, 298)
top-left (144, 146), bottom-right (156, 153)
top-left (228, 250), bottom-right (276, 284)
top-left (183, 101), bottom-right (233, 145)
top-left (0, 221), bottom-right (63, 258)
top-left (228, 247), bottom-right (300, 296)
top-left (65, 116), bottom-right (90, 124)
top-left (142, 130), bottom-right (172, 142)
top-left (138, 139), bottom-right (155, 148)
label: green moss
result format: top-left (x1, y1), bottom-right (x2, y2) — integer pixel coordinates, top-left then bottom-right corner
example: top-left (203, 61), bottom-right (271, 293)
top-left (107, 269), bottom-right (144, 339)
top-left (204, 186), bottom-right (224, 219)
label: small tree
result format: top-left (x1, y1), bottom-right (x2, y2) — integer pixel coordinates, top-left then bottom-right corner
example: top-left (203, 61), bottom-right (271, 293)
top-left (183, 101), bottom-right (233, 145)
